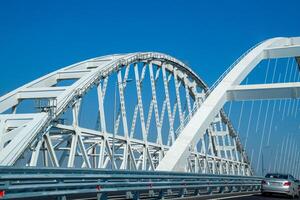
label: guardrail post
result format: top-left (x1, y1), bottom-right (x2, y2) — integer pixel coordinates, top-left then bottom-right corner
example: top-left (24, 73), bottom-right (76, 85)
top-left (179, 187), bottom-right (188, 197)
top-left (228, 185), bottom-right (233, 193)
top-left (193, 188), bottom-right (199, 196)
top-left (179, 180), bottom-right (188, 197)
top-left (219, 185), bottom-right (224, 193)
top-left (232, 185), bottom-right (237, 192)
top-left (219, 178), bottom-right (225, 193)
top-left (148, 182), bottom-right (155, 198)
top-left (126, 191), bottom-right (133, 199)
top-left (149, 189), bottom-right (155, 197)
top-left (167, 189), bottom-right (172, 196)
top-left (97, 193), bottom-right (107, 200)
top-left (158, 189), bottom-right (164, 199)
top-left (133, 191), bottom-right (140, 200)
top-left (55, 177), bottom-right (66, 200)
top-left (240, 180), bottom-right (247, 192)
top-left (57, 195), bottom-right (66, 200)
top-left (207, 179), bottom-right (212, 195)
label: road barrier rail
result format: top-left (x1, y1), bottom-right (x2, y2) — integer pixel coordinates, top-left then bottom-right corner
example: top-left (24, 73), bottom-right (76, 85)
top-left (0, 167), bottom-right (262, 199)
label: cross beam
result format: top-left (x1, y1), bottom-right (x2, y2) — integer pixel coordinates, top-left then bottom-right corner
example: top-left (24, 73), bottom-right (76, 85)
top-left (227, 82), bottom-right (300, 101)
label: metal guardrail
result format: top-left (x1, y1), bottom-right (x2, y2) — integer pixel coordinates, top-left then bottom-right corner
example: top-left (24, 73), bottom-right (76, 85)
top-left (0, 167), bottom-right (262, 200)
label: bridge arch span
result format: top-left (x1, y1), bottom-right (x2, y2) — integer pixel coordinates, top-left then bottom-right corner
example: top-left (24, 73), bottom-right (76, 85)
top-left (0, 52), bottom-right (249, 175)
top-left (157, 37), bottom-right (300, 172)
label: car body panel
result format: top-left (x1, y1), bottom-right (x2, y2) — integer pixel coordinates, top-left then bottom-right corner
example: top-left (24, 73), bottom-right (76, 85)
top-left (261, 173), bottom-right (298, 197)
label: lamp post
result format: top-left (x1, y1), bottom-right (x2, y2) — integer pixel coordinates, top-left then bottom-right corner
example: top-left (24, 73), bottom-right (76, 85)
top-left (112, 78), bottom-right (132, 170)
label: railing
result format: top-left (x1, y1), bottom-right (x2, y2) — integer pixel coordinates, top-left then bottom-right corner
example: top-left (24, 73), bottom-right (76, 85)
top-left (175, 40), bottom-right (265, 140)
top-left (205, 40), bottom-right (265, 97)
top-left (0, 167), bottom-right (262, 200)
top-left (174, 43), bottom-right (258, 137)
top-left (173, 41), bottom-right (265, 174)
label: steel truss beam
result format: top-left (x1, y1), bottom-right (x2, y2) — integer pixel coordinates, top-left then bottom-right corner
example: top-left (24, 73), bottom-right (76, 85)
top-left (0, 52), bottom-right (252, 175)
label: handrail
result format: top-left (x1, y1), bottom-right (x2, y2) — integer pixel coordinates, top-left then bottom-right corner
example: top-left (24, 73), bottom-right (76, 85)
top-left (205, 40), bottom-right (265, 97)
top-left (174, 40), bottom-right (260, 136)
top-left (173, 41), bottom-right (265, 174)
top-left (174, 39), bottom-right (265, 134)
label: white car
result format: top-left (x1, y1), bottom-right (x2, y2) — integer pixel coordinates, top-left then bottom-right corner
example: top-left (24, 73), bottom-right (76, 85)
top-left (261, 173), bottom-right (298, 198)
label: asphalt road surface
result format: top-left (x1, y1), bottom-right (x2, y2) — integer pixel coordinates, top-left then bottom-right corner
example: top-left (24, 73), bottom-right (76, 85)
top-left (227, 194), bottom-right (300, 200)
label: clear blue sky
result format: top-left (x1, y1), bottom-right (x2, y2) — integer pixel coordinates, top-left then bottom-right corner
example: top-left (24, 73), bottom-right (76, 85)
top-left (0, 0), bottom-right (300, 175)
top-left (1, 0), bottom-right (300, 94)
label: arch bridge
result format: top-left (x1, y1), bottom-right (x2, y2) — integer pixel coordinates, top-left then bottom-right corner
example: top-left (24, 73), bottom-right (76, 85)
top-left (0, 37), bottom-right (299, 199)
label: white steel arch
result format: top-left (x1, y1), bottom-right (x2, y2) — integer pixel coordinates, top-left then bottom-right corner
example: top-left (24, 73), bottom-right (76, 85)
top-left (157, 37), bottom-right (300, 172)
top-left (0, 52), bottom-right (250, 175)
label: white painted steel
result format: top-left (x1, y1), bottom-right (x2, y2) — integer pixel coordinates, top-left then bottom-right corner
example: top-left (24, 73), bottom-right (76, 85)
top-left (0, 52), bottom-right (249, 175)
top-left (6, 36), bottom-right (300, 174)
top-left (157, 37), bottom-right (300, 172)
top-left (227, 82), bottom-right (300, 101)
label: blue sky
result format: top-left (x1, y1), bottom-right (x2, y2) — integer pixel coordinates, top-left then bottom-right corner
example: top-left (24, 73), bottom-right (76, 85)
top-left (0, 0), bottom-right (300, 175)
top-left (1, 0), bottom-right (300, 94)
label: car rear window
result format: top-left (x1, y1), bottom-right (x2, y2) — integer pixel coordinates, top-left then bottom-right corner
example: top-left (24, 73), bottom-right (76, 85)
top-left (265, 174), bottom-right (288, 179)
